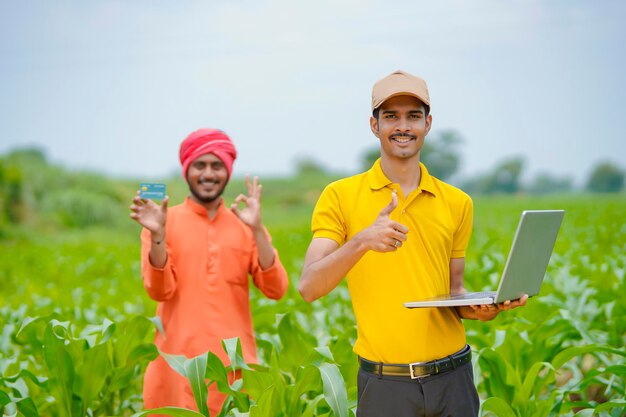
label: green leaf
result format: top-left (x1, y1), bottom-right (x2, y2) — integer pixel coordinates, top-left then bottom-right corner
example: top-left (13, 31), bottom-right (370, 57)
top-left (520, 361), bottom-right (553, 400)
top-left (160, 350), bottom-right (189, 377)
top-left (132, 406), bottom-right (207, 417)
top-left (477, 348), bottom-right (515, 402)
top-left (288, 365), bottom-right (321, 416)
top-left (347, 386), bottom-right (358, 413)
top-left (205, 351), bottom-right (230, 391)
top-left (15, 397), bottom-right (40, 417)
top-left (0, 390), bottom-right (11, 406)
top-left (3, 369), bottom-right (47, 387)
top-left (114, 316), bottom-right (154, 367)
top-left (594, 399), bottom-right (626, 412)
top-left (267, 348), bottom-right (286, 412)
top-left (329, 338), bottom-right (359, 388)
top-left (248, 405), bottom-right (261, 417)
top-left (314, 346), bottom-right (335, 362)
top-left (480, 397), bottom-right (517, 417)
top-left (301, 394), bottom-right (324, 417)
top-left (552, 344), bottom-right (626, 369)
top-left (127, 343), bottom-right (159, 366)
top-left (299, 346), bottom-right (333, 369)
top-left (602, 364), bottom-right (626, 376)
top-left (503, 360), bottom-right (521, 391)
top-left (579, 364), bottom-right (626, 391)
top-left (222, 337), bottom-right (251, 371)
top-left (108, 365), bottom-right (137, 392)
top-left (242, 369), bottom-right (274, 401)
top-left (15, 316), bottom-right (40, 340)
top-left (205, 352), bottom-right (250, 412)
top-left (226, 410), bottom-right (249, 417)
top-left (277, 314), bottom-right (317, 374)
top-left (317, 363), bottom-right (348, 417)
top-left (292, 365), bottom-right (322, 401)
top-left (99, 318), bottom-right (116, 344)
top-left (102, 317), bottom-right (158, 393)
top-left (73, 342), bottom-right (111, 413)
top-left (149, 315), bottom-right (166, 338)
top-left (184, 353), bottom-right (209, 417)
top-left (250, 386), bottom-right (279, 417)
top-left (43, 321), bottom-right (75, 416)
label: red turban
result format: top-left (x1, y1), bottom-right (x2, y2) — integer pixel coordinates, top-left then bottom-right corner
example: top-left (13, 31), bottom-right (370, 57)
top-left (179, 128), bottom-right (238, 179)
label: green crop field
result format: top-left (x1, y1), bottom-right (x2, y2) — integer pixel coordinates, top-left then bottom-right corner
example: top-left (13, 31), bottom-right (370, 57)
top-left (1, 163), bottom-right (625, 417)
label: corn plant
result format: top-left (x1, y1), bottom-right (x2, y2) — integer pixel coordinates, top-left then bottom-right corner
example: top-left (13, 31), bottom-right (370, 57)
top-left (135, 314), bottom-right (352, 417)
top-left (0, 314), bottom-right (159, 416)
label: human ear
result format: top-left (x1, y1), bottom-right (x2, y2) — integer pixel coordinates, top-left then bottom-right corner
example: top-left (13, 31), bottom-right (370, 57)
top-left (370, 116), bottom-right (380, 138)
top-left (425, 114), bottom-right (433, 135)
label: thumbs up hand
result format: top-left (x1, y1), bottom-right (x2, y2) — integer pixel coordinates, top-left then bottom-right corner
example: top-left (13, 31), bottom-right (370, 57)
top-left (378, 190), bottom-right (399, 218)
top-left (354, 191), bottom-right (409, 253)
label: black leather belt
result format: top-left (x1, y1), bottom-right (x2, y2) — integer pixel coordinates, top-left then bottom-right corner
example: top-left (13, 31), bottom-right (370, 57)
top-left (359, 345), bottom-right (471, 379)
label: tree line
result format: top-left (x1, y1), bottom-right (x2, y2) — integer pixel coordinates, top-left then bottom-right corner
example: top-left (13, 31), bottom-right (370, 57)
top-left (357, 130), bottom-right (625, 195)
top-left (1, 143), bottom-right (624, 234)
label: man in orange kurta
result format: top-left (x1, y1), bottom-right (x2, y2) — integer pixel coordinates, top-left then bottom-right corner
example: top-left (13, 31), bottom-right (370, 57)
top-left (130, 128), bottom-right (288, 415)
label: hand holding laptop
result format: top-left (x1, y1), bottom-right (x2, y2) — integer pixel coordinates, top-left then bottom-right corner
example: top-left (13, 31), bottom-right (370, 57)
top-left (404, 210), bottom-right (565, 313)
top-left (462, 293), bottom-right (528, 322)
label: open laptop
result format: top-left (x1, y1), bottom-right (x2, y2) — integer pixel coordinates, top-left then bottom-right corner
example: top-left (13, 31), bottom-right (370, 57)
top-left (404, 210), bottom-right (564, 308)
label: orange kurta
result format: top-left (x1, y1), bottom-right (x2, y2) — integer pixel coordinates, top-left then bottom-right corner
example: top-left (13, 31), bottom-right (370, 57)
top-left (140, 197), bottom-right (288, 414)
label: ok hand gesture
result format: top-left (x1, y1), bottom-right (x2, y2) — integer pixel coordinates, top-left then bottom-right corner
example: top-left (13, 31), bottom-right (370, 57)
top-left (231, 175), bottom-right (263, 231)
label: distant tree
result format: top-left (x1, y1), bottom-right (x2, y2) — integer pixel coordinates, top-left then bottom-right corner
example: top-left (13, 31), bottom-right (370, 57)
top-left (2, 162), bottom-right (25, 223)
top-left (0, 158), bottom-right (5, 228)
top-left (528, 172), bottom-right (574, 195)
top-left (462, 156), bottom-right (526, 194)
top-left (421, 130), bottom-right (463, 180)
top-left (1, 150), bottom-right (44, 224)
top-left (360, 147), bottom-right (380, 172)
top-left (359, 129), bottom-right (463, 181)
top-left (7, 147), bottom-right (47, 166)
top-left (295, 157), bottom-right (328, 177)
top-left (492, 157), bottom-right (525, 193)
top-left (586, 161), bottom-right (625, 193)
top-left (6, 147), bottom-right (51, 204)
top-left (1, 147), bottom-right (129, 228)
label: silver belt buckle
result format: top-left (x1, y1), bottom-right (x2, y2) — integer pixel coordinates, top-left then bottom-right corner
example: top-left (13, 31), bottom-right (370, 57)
top-left (409, 361), bottom-right (431, 379)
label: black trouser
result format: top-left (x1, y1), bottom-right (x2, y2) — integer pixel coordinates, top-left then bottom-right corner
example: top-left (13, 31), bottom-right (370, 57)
top-left (357, 362), bottom-right (479, 417)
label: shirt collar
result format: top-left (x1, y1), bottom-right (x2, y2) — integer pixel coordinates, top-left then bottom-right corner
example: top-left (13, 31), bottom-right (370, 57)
top-left (366, 158), bottom-right (437, 196)
top-left (184, 196), bottom-right (225, 217)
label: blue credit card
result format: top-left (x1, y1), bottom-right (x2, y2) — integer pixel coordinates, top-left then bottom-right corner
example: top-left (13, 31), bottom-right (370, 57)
top-left (139, 183), bottom-right (166, 200)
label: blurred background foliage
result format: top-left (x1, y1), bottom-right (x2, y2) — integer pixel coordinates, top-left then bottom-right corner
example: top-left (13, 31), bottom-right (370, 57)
top-left (0, 141), bottom-right (624, 235)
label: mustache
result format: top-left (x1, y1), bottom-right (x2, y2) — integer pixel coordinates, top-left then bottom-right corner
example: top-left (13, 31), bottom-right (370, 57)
top-left (390, 133), bottom-right (416, 140)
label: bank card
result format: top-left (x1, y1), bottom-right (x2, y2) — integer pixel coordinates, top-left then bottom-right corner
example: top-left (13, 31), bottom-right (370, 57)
top-left (139, 183), bottom-right (166, 200)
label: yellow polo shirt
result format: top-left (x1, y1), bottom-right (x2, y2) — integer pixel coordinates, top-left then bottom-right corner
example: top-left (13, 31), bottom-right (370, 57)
top-left (312, 159), bottom-right (473, 363)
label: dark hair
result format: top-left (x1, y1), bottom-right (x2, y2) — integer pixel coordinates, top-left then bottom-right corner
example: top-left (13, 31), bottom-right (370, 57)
top-left (373, 100), bottom-right (430, 119)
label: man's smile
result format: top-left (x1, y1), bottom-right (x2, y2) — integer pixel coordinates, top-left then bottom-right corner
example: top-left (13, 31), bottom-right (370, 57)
top-left (390, 134), bottom-right (416, 144)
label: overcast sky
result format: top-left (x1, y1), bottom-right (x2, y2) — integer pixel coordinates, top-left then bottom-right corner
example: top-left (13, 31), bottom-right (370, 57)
top-left (1, 0), bottom-right (625, 185)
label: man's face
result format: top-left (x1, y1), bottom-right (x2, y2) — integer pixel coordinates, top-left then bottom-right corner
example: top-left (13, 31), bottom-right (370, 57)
top-left (370, 95), bottom-right (432, 161)
top-left (186, 153), bottom-right (229, 204)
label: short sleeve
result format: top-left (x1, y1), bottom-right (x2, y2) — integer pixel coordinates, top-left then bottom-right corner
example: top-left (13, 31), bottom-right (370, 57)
top-left (451, 196), bottom-right (473, 258)
top-left (311, 184), bottom-right (347, 245)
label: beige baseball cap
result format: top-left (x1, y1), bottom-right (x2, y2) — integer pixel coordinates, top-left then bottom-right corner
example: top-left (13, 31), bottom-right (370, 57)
top-left (371, 70), bottom-right (430, 111)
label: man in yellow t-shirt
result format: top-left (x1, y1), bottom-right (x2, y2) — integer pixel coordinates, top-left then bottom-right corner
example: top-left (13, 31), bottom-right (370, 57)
top-left (299, 70), bottom-right (527, 417)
